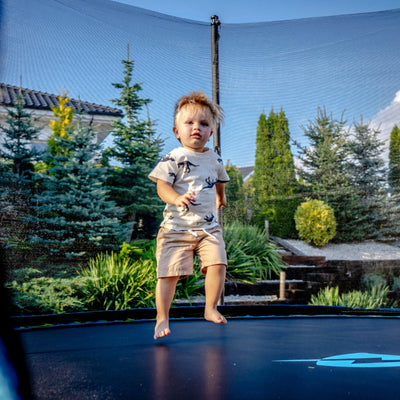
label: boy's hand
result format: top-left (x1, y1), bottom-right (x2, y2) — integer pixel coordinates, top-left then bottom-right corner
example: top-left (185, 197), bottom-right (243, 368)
top-left (215, 182), bottom-right (227, 209)
top-left (216, 193), bottom-right (227, 209)
top-left (174, 191), bottom-right (196, 210)
top-left (157, 180), bottom-right (196, 209)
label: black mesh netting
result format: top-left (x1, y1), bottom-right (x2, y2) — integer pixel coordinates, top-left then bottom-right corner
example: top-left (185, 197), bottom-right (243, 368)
top-left (1, 0), bottom-right (400, 166)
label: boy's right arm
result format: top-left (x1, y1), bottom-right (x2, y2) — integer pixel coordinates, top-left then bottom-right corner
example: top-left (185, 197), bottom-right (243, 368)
top-left (157, 179), bottom-right (196, 209)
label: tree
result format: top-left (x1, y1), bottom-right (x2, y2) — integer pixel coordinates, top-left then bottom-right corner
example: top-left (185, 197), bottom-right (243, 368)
top-left (0, 88), bottom-right (41, 178)
top-left (389, 125), bottom-right (400, 191)
top-left (295, 107), bottom-right (365, 242)
top-left (252, 109), bottom-right (299, 237)
top-left (347, 118), bottom-right (386, 238)
top-left (47, 94), bottom-right (74, 159)
top-left (0, 88), bottom-right (42, 249)
top-left (31, 110), bottom-right (126, 258)
top-left (103, 45), bottom-right (163, 239)
top-left (381, 125), bottom-right (400, 239)
top-left (224, 162), bottom-right (246, 224)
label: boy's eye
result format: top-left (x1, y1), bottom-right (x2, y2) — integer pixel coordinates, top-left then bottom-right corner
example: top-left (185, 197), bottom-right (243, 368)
top-left (201, 121), bottom-right (209, 126)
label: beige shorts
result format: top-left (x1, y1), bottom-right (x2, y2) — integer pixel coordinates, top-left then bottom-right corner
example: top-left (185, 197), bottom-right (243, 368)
top-left (156, 225), bottom-right (228, 278)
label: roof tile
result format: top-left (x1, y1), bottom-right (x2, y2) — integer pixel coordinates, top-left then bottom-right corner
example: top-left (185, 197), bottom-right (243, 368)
top-left (0, 83), bottom-right (122, 116)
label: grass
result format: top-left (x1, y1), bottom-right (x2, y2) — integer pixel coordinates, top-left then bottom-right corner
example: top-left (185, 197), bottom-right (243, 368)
top-left (309, 285), bottom-right (398, 309)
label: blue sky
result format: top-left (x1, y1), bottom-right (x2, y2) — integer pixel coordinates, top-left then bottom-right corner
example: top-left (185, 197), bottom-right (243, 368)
top-left (3, 0), bottom-right (400, 167)
top-left (115, 0), bottom-right (400, 23)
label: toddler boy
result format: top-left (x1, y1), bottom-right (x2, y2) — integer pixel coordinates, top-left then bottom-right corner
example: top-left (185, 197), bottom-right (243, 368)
top-left (149, 91), bottom-right (229, 340)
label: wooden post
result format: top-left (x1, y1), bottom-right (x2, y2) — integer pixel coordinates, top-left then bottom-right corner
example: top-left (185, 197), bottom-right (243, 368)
top-left (279, 271), bottom-right (286, 300)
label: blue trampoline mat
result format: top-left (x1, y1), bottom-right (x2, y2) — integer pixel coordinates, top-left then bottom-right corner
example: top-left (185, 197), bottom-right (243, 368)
top-left (18, 313), bottom-right (400, 400)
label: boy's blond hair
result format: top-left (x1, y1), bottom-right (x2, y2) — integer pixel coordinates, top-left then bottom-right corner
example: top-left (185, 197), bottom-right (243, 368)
top-left (174, 91), bottom-right (224, 130)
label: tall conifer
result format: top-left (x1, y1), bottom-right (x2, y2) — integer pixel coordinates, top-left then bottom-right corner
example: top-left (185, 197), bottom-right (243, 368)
top-left (103, 45), bottom-right (163, 238)
top-left (252, 109), bottom-right (298, 237)
top-left (347, 118), bottom-right (386, 238)
top-left (0, 88), bottom-right (41, 245)
top-left (0, 89), bottom-right (41, 178)
top-left (224, 162), bottom-right (246, 224)
top-left (389, 125), bottom-right (400, 191)
top-left (295, 108), bottom-right (365, 242)
top-left (381, 125), bottom-right (400, 239)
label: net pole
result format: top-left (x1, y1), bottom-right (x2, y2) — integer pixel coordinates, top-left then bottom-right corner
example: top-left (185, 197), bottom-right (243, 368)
top-left (211, 15), bottom-right (222, 225)
top-left (211, 15), bottom-right (221, 156)
top-left (211, 15), bottom-right (224, 306)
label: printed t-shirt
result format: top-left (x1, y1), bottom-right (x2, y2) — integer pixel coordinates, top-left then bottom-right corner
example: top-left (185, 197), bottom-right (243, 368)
top-left (149, 147), bottom-right (230, 230)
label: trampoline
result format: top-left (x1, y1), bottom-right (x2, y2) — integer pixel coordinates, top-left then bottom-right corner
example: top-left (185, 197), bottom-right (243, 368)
top-left (14, 305), bottom-right (400, 400)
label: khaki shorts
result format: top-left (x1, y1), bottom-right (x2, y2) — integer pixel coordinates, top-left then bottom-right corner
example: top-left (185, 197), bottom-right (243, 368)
top-left (156, 225), bottom-right (228, 278)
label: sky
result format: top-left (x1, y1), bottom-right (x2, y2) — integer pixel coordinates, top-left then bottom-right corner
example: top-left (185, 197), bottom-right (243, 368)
top-left (114, 0), bottom-right (400, 23)
top-left (3, 0), bottom-right (400, 167)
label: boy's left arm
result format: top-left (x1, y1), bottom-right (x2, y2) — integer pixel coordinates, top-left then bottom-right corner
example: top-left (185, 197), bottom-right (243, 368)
top-left (216, 182), bottom-right (227, 209)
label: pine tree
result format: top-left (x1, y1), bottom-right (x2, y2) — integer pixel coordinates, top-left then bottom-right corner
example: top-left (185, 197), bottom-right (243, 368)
top-left (252, 109), bottom-right (299, 237)
top-left (224, 162), bottom-right (246, 224)
top-left (347, 118), bottom-right (386, 238)
top-left (348, 118), bottom-right (386, 198)
top-left (389, 125), bottom-right (400, 191)
top-left (295, 107), bottom-right (366, 242)
top-left (381, 125), bottom-right (400, 239)
top-left (0, 89), bottom-right (41, 178)
top-left (31, 111), bottom-right (126, 258)
top-left (0, 88), bottom-right (42, 247)
top-left (103, 45), bottom-right (163, 238)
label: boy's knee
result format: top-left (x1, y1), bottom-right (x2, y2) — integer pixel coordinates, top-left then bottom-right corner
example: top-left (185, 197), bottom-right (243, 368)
top-left (203, 264), bottom-right (226, 274)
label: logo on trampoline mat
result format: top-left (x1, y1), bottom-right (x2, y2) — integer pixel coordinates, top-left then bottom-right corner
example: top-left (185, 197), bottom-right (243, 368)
top-left (275, 353), bottom-right (400, 368)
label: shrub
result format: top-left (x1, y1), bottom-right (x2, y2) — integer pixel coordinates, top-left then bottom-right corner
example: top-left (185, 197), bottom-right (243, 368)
top-left (79, 252), bottom-right (157, 310)
top-left (223, 222), bottom-right (285, 282)
top-left (361, 273), bottom-right (387, 290)
top-left (6, 274), bottom-right (87, 315)
top-left (392, 276), bottom-right (400, 291)
top-left (294, 199), bottom-right (336, 246)
top-left (309, 285), bottom-right (397, 309)
top-left (119, 240), bottom-right (203, 301)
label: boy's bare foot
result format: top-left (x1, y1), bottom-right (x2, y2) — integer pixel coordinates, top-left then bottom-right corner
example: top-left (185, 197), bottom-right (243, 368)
top-left (154, 319), bottom-right (171, 340)
top-left (204, 307), bottom-right (227, 324)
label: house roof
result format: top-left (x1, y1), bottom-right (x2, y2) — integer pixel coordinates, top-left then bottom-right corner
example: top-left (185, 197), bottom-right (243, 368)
top-left (0, 83), bottom-right (122, 117)
top-left (238, 166), bottom-right (254, 182)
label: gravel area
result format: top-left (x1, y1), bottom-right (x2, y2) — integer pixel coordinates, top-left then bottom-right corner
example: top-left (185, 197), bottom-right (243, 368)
top-left (284, 240), bottom-right (400, 261)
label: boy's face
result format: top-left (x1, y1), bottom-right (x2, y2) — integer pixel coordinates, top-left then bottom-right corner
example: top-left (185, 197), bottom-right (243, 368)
top-left (173, 104), bottom-right (213, 152)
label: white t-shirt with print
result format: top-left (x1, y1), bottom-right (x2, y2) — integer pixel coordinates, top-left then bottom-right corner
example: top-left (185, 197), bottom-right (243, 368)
top-left (149, 147), bottom-right (230, 230)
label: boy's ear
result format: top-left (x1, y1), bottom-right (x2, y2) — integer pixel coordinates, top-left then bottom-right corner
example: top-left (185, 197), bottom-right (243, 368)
top-left (173, 126), bottom-right (179, 138)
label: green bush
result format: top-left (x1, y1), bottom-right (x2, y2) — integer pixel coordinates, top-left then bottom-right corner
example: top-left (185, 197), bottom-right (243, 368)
top-left (392, 276), bottom-right (400, 291)
top-left (119, 240), bottom-right (203, 301)
top-left (6, 224), bottom-right (287, 315)
top-left (361, 273), bottom-right (387, 290)
top-left (6, 273), bottom-right (87, 315)
top-left (294, 199), bottom-right (336, 246)
top-left (79, 252), bottom-right (157, 310)
top-left (309, 285), bottom-right (397, 309)
top-left (223, 221), bottom-right (285, 282)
